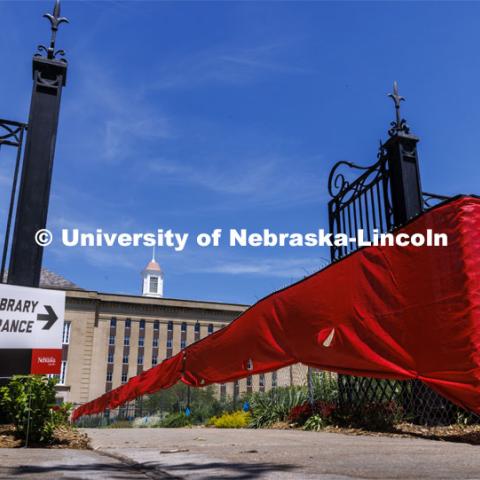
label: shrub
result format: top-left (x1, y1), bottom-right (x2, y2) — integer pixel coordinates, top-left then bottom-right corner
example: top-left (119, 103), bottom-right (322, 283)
top-left (288, 400), bottom-right (337, 426)
top-left (158, 412), bottom-right (192, 428)
top-left (288, 403), bottom-right (313, 425)
top-left (310, 371), bottom-right (339, 403)
top-left (50, 402), bottom-right (74, 426)
top-left (288, 398), bottom-right (402, 431)
top-left (249, 386), bottom-right (308, 428)
top-left (303, 414), bottom-right (326, 431)
top-left (143, 385), bottom-right (226, 424)
top-left (210, 411), bottom-right (250, 428)
top-left (333, 401), bottom-right (402, 430)
top-left (315, 400), bottom-right (337, 420)
top-left (0, 375), bottom-right (59, 444)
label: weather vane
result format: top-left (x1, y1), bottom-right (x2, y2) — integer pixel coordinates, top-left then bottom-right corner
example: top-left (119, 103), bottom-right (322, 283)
top-left (36, 0), bottom-right (69, 61)
top-left (387, 81), bottom-right (410, 137)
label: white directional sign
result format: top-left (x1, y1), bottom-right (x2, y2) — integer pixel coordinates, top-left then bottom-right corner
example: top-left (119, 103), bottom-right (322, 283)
top-left (0, 283), bottom-right (65, 349)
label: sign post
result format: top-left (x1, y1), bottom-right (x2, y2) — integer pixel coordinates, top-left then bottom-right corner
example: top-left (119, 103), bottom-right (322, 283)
top-left (0, 283), bottom-right (65, 379)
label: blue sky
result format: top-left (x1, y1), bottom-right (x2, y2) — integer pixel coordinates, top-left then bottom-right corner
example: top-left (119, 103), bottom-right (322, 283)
top-left (0, 1), bottom-right (479, 305)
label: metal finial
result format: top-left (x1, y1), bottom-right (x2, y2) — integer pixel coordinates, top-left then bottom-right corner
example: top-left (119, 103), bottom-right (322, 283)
top-left (36, 0), bottom-right (69, 61)
top-left (387, 81), bottom-right (410, 137)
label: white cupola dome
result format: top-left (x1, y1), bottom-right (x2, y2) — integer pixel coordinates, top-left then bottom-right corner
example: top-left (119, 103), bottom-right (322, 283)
top-left (141, 250), bottom-right (164, 298)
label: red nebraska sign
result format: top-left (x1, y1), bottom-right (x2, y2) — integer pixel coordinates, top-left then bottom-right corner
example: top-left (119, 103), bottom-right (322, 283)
top-left (30, 349), bottom-right (62, 374)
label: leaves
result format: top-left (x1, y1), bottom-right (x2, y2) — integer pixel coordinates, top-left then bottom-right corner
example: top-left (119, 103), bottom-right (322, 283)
top-left (249, 386), bottom-right (309, 428)
top-left (210, 411), bottom-right (250, 428)
top-left (0, 375), bottom-right (64, 444)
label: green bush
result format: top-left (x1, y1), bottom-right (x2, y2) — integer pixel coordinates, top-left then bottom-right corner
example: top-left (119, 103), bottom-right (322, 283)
top-left (50, 402), bottom-right (74, 426)
top-left (158, 412), bottom-right (192, 428)
top-left (249, 386), bottom-right (308, 428)
top-left (210, 411), bottom-right (250, 428)
top-left (303, 414), bottom-right (326, 431)
top-left (310, 371), bottom-right (339, 403)
top-left (0, 375), bottom-right (59, 444)
top-left (143, 384), bottom-right (227, 424)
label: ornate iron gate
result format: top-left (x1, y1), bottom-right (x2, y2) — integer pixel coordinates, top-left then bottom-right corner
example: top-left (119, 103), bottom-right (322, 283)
top-left (327, 83), bottom-right (473, 425)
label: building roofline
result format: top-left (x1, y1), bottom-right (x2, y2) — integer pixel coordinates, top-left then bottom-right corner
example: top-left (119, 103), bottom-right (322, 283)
top-left (66, 288), bottom-right (249, 312)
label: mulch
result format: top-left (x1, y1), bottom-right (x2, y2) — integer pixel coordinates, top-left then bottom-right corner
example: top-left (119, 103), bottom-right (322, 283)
top-left (0, 424), bottom-right (90, 449)
top-left (269, 421), bottom-right (480, 445)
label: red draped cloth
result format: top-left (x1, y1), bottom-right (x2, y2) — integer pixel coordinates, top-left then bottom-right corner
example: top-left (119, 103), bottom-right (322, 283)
top-left (73, 195), bottom-right (480, 421)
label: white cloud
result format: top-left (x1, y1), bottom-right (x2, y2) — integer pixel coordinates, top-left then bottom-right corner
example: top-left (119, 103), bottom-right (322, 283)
top-left (147, 154), bottom-right (327, 209)
top-left (62, 63), bottom-right (172, 164)
top-left (149, 42), bottom-right (311, 90)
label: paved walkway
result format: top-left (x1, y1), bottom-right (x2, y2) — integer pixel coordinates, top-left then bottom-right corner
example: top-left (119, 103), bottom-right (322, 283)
top-left (1, 428), bottom-right (479, 479)
top-left (86, 428), bottom-right (480, 479)
top-left (0, 447), bottom-right (160, 479)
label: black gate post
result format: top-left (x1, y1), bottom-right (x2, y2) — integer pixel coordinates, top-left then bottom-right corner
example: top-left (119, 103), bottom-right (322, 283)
top-left (7, 0), bottom-right (68, 288)
top-left (384, 81), bottom-right (423, 225)
top-left (328, 82), bottom-right (458, 424)
top-left (384, 82), bottom-right (454, 424)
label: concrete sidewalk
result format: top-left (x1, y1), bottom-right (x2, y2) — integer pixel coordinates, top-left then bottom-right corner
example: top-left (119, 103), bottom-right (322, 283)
top-left (0, 447), bottom-right (163, 479)
top-left (84, 427), bottom-right (480, 480)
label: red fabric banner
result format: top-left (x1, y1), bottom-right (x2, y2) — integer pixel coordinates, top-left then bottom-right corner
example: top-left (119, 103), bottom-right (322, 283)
top-left (73, 196), bottom-right (480, 421)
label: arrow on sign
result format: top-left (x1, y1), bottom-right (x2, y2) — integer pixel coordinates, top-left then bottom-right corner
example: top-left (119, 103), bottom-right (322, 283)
top-left (37, 305), bottom-right (58, 330)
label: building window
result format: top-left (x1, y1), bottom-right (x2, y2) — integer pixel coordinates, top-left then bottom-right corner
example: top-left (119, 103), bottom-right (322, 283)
top-left (208, 324), bottom-right (214, 335)
top-left (108, 352), bottom-right (114, 363)
top-left (246, 376), bottom-right (252, 387)
top-left (140, 319), bottom-right (145, 330)
top-left (109, 335), bottom-right (115, 345)
top-left (121, 372), bottom-right (128, 384)
top-left (194, 322), bottom-right (200, 334)
top-left (106, 371), bottom-right (112, 382)
top-left (137, 355), bottom-right (144, 365)
top-left (138, 337), bottom-right (144, 347)
top-left (259, 374), bottom-right (265, 391)
top-left (180, 340), bottom-right (186, 349)
top-left (181, 322), bottom-right (187, 333)
top-left (62, 321), bottom-right (71, 345)
top-left (110, 318), bottom-right (117, 327)
top-left (149, 276), bottom-right (158, 293)
top-left (125, 319), bottom-right (131, 329)
top-left (152, 337), bottom-right (158, 348)
top-left (152, 355), bottom-right (158, 366)
top-left (122, 354), bottom-right (129, 364)
top-left (124, 336), bottom-right (130, 346)
top-left (59, 361), bottom-right (67, 385)
top-left (167, 321), bottom-right (173, 332)
top-left (272, 371), bottom-right (278, 388)
top-left (48, 361), bottom-right (67, 385)
top-left (153, 320), bottom-right (159, 331)
top-left (166, 339), bottom-right (172, 349)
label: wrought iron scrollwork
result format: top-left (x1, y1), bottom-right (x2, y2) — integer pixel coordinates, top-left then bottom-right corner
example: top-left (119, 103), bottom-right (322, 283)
top-left (328, 154), bottom-right (385, 206)
top-left (327, 140), bottom-right (394, 261)
top-left (36, 0), bottom-right (69, 61)
top-left (328, 160), bottom-right (377, 199)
